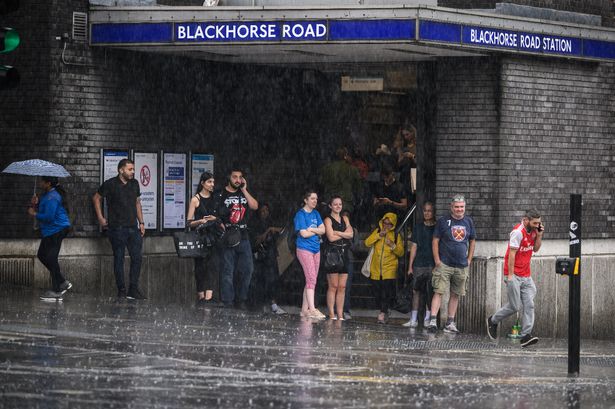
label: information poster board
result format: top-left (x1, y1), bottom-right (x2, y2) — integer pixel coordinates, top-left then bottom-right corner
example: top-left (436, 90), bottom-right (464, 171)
top-left (134, 152), bottom-right (158, 230)
top-left (163, 153), bottom-right (187, 229)
top-left (190, 153), bottom-right (214, 195)
top-left (102, 149), bottom-right (129, 182)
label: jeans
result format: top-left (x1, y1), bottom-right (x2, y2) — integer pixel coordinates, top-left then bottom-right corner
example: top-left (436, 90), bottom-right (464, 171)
top-left (194, 252), bottom-right (215, 293)
top-left (108, 226), bottom-right (143, 291)
top-left (37, 228), bottom-right (69, 292)
top-left (492, 275), bottom-right (537, 336)
top-left (220, 238), bottom-right (254, 304)
top-left (252, 255), bottom-right (280, 305)
top-left (371, 278), bottom-right (396, 314)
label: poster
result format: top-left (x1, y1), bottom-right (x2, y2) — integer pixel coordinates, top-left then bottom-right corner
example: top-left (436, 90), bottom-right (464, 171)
top-left (134, 152), bottom-right (158, 230)
top-left (163, 153), bottom-right (186, 229)
top-left (102, 150), bottom-right (129, 182)
top-left (191, 153), bottom-right (214, 195)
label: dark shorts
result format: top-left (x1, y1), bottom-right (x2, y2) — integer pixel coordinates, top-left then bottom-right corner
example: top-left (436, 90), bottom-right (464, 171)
top-left (412, 266), bottom-right (433, 292)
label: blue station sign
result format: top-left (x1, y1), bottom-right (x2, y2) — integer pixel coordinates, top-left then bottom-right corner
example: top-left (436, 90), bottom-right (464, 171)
top-left (90, 17), bottom-right (615, 61)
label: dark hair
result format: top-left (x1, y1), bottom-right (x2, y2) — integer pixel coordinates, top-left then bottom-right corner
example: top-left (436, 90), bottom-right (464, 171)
top-left (117, 159), bottom-right (134, 171)
top-left (228, 166), bottom-right (243, 176)
top-left (423, 201), bottom-right (434, 210)
top-left (41, 176), bottom-right (70, 215)
top-left (335, 147), bottom-right (348, 161)
top-left (524, 208), bottom-right (541, 220)
top-left (197, 171), bottom-right (214, 194)
top-left (303, 189), bottom-right (318, 202)
top-left (380, 164), bottom-right (394, 177)
top-left (328, 195), bottom-right (343, 206)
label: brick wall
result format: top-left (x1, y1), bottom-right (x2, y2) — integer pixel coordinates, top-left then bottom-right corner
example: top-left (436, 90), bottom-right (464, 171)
top-left (498, 57), bottom-right (615, 239)
top-left (433, 57), bottom-right (502, 240)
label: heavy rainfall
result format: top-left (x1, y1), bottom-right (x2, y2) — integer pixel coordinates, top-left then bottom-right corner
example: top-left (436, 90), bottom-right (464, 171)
top-left (2, 0), bottom-right (615, 408)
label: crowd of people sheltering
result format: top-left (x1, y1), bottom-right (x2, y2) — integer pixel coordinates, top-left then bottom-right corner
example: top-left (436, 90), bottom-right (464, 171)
top-left (28, 125), bottom-right (545, 346)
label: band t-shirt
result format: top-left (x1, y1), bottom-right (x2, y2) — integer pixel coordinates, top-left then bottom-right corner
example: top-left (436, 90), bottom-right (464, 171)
top-left (294, 208), bottom-right (323, 254)
top-left (434, 215), bottom-right (476, 268)
top-left (217, 188), bottom-right (249, 238)
top-left (410, 222), bottom-right (435, 268)
top-left (97, 176), bottom-right (141, 228)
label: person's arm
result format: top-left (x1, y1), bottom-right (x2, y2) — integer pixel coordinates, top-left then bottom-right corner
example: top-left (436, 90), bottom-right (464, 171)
top-left (187, 196), bottom-right (200, 228)
top-left (432, 236), bottom-right (441, 267)
top-left (467, 239), bottom-right (476, 266)
top-left (364, 229), bottom-right (380, 247)
top-left (407, 242), bottom-right (417, 275)
top-left (92, 192), bottom-right (107, 228)
top-left (324, 217), bottom-right (338, 242)
top-left (382, 196), bottom-right (407, 210)
top-left (312, 223), bottom-right (326, 236)
top-left (336, 216), bottom-right (354, 239)
top-left (392, 234), bottom-right (405, 257)
top-left (240, 178), bottom-right (258, 210)
top-left (136, 197), bottom-right (145, 236)
top-left (534, 225), bottom-right (545, 252)
top-left (33, 196), bottom-right (58, 222)
top-left (506, 247), bottom-right (518, 281)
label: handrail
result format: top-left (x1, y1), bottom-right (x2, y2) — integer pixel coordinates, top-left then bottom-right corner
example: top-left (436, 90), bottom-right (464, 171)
top-left (395, 203), bottom-right (416, 236)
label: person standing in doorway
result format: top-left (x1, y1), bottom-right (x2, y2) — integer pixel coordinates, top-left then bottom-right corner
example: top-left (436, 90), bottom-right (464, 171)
top-left (294, 189), bottom-right (326, 320)
top-left (215, 167), bottom-right (259, 309)
top-left (365, 212), bottom-right (404, 324)
top-left (487, 209), bottom-right (544, 348)
top-left (187, 171), bottom-right (219, 306)
top-left (93, 159), bottom-right (147, 300)
top-left (323, 196), bottom-right (353, 320)
top-left (426, 195), bottom-right (476, 333)
top-left (402, 201), bottom-right (436, 328)
top-left (373, 165), bottom-right (408, 221)
top-left (28, 176), bottom-right (72, 302)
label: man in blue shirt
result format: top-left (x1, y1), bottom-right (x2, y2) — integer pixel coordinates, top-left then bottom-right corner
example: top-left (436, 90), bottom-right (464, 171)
top-left (426, 195), bottom-right (476, 333)
top-left (28, 176), bottom-right (72, 302)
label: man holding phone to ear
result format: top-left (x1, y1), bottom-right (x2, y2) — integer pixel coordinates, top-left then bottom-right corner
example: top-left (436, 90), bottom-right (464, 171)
top-left (216, 167), bottom-right (259, 309)
top-left (487, 209), bottom-right (544, 348)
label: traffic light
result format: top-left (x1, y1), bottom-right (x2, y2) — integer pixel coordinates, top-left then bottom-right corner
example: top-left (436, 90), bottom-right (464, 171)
top-left (1, 0), bottom-right (20, 89)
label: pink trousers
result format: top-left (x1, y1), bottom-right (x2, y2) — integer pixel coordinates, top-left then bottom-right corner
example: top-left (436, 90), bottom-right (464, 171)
top-left (296, 248), bottom-right (320, 290)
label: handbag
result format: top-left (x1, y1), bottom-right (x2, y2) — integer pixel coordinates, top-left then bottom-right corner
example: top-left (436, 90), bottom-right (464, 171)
top-left (173, 229), bottom-right (208, 258)
top-left (220, 225), bottom-right (242, 248)
top-left (324, 245), bottom-right (345, 271)
top-left (361, 247), bottom-right (374, 278)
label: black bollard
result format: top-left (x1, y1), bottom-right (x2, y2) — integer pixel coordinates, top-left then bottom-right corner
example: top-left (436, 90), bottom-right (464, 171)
top-left (568, 194), bottom-right (582, 375)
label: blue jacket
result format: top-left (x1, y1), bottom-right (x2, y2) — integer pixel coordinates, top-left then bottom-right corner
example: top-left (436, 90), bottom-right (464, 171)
top-left (36, 189), bottom-right (71, 237)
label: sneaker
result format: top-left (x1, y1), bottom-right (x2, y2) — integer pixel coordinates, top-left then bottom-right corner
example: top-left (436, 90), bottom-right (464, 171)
top-left (271, 304), bottom-right (287, 315)
top-left (377, 313), bottom-right (387, 324)
top-left (117, 288), bottom-right (127, 299)
top-left (424, 319), bottom-right (431, 328)
top-left (520, 334), bottom-right (539, 348)
top-left (40, 290), bottom-right (63, 302)
top-left (426, 318), bottom-right (438, 331)
top-left (196, 298), bottom-right (208, 307)
top-left (235, 301), bottom-right (248, 311)
top-left (343, 312), bottom-right (352, 320)
top-left (127, 288), bottom-right (147, 300)
top-left (59, 281), bottom-right (72, 295)
top-left (402, 319), bottom-right (419, 328)
top-left (444, 322), bottom-right (460, 334)
top-left (486, 316), bottom-right (498, 340)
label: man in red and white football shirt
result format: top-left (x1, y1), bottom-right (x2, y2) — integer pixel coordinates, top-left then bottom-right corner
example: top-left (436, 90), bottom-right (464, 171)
top-left (487, 209), bottom-right (544, 348)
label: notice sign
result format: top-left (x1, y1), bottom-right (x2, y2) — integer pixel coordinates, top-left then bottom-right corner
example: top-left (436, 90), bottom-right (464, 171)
top-left (102, 150), bottom-right (128, 182)
top-left (163, 153), bottom-right (186, 229)
top-left (341, 76), bottom-right (384, 92)
top-left (191, 153), bottom-right (214, 195)
top-left (134, 152), bottom-right (158, 230)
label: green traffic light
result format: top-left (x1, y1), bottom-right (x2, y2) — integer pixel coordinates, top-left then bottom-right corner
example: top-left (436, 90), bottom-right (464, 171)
top-left (1, 28), bottom-right (20, 53)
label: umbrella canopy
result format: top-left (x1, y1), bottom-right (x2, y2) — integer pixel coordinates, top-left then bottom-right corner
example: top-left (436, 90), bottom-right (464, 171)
top-left (2, 159), bottom-right (71, 178)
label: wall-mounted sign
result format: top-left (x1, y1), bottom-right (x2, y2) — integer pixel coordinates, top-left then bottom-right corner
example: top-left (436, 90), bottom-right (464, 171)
top-left (162, 153), bottom-right (186, 229)
top-left (341, 76), bottom-right (384, 92)
top-left (134, 152), bottom-right (158, 230)
top-left (191, 153), bottom-right (214, 195)
top-left (102, 149), bottom-right (128, 183)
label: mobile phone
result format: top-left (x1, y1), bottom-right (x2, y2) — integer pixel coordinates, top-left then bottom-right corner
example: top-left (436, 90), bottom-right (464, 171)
top-left (537, 223), bottom-right (544, 232)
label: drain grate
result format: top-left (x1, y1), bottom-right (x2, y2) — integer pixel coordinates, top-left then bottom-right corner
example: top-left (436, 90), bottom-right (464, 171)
top-left (382, 339), bottom-right (507, 351)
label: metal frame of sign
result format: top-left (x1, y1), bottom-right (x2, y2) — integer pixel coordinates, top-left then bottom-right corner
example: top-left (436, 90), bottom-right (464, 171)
top-left (134, 151), bottom-right (159, 230)
top-left (161, 151), bottom-right (187, 230)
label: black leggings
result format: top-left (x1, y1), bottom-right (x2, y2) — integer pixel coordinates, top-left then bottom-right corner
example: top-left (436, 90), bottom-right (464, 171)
top-left (194, 253), bottom-right (215, 293)
top-left (371, 278), bottom-right (396, 314)
top-left (37, 228), bottom-right (69, 292)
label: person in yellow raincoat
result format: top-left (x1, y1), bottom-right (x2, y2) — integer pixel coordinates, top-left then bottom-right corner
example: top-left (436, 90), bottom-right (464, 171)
top-left (364, 212), bottom-right (404, 323)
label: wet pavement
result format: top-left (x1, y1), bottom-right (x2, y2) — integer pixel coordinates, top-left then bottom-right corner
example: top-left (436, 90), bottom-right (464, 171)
top-left (1, 287), bottom-right (614, 408)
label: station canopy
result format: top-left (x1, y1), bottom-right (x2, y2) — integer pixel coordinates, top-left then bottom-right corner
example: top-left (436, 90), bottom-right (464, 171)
top-left (89, 2), bottom-right (615, 65)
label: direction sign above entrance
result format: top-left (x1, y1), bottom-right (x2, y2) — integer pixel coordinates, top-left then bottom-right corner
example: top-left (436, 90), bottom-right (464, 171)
top-left (89, 5), bottom-right (615, 63)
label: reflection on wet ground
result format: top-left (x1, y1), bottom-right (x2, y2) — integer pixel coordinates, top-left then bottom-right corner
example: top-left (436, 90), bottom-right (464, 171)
top-left (1, 286), bottom-right (614, 408)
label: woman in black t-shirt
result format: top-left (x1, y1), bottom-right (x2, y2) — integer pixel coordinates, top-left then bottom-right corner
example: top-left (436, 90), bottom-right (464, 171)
top-left (187, 172), bottom-right (219, 305)
top-left (323, 196), bottom-right (354, 320)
